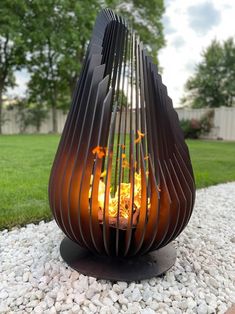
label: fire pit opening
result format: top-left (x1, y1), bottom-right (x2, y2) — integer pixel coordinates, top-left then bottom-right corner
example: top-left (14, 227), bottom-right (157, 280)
top-left (49, 9), bottom-right (195, 281)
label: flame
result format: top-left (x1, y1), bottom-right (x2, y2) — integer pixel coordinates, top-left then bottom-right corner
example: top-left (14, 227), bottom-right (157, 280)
top-left (100, 170), bottom-right (106, 178)
top-left (90, 130), bottom-right (149, 221)
top-left (109, 172), bottom-right (143, 219)
top-left (122, 159), bottom-right (129, 169)
top-left (92, 146), bottom-right (107, 158)
top-left (90, 172), bottom-right (148, 220)
top-left (134, 130), bottom-right (145, 143)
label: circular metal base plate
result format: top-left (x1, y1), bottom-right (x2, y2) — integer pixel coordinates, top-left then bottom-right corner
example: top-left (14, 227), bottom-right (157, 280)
top-left (60, 237), bottom-right (176, 281)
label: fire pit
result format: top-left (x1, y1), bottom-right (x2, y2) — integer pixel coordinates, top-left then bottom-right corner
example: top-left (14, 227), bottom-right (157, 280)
top-left (49, 9), bottom-right (195, 281)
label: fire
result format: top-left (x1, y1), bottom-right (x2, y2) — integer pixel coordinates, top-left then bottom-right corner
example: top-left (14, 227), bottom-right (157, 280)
top-left (91, 130), bottom-right (150, 224)
top-left (107, 172), bottom-right (142, 219)
top-left (90, 172), bottom-right (148, 221)
top-left (92, 146), bottom-right (107, 158)
top-left (134, 130), bottom-right (145, 143)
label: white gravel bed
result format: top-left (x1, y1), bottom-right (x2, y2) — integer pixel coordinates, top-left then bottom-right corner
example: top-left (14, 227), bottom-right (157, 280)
top-left (0, 182), bottom-right (235, 314)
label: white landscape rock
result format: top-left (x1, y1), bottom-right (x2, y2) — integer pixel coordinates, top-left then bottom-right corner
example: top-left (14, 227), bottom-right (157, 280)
top-left (0, 182), bottom-right (235, 313)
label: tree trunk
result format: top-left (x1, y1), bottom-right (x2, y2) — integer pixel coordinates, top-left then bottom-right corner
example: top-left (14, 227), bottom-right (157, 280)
top-left (51, 102), bottom-right (58, 133)
top-left (0, 87), bottom-right (3, 135)
top-left (69, 45), bottom-right (85, 102)
top-left (70, 75), bottom-right (78, 102)
top-left (36, 121), bottom-right (40, 133)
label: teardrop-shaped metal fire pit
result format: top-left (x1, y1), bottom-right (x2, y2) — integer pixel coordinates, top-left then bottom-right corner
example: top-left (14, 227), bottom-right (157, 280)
top-left (49, 9), bottom-right (195, 281)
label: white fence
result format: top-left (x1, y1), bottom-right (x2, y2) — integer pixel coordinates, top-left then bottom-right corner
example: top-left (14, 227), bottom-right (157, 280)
top-left (176, 107), bottom-right (235, 141)
top-left (1, 109), bottom-right (68, 135)
top-left (1, 106), bottom-right (235, 141)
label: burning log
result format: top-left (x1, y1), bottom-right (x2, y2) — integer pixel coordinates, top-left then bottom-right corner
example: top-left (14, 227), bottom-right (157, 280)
top-left (98, 207), bottom-right (140, 229)
top-left (89, 170), bottom-right (150, 229)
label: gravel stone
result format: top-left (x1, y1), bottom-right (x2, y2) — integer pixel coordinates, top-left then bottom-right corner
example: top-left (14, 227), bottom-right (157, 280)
top-left (131, 287), bottom-right (142, 302)
top-left (35, 290), bottom-right (43, 300)
top-left (54, 302), bottom-right (61, 312)
top-left (0, 182), bottom-right (234, 313)
top-left (109, 290), bottom-right (118, 302)
top-left (72, 304), bottom-right (80, 313)
top-left (23, 272), bottom-right (30, 282)
top-left (45, 296), bottom-right (54, 308)
top-left (103, 296), bottom-right (113, 306)
top-left (56, 291), bottom-right (65, 302)
top-left (208, 277), bottom-right (219, 288)
top-left (74, 293), bottom-right (86, 305)
top-left (117, 281), bottom-right (128, 290)
top-left (85, 287), bottom-right (97, 299)
top-left (118, 294), bottom-right (129, 305)
top-left (0, 291), bottom-right (9, 299)
top-left (34, 305), bottom-right (43, 313)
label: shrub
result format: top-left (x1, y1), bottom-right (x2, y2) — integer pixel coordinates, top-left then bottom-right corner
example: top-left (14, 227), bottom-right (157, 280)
top-left (180, 110), bottom-right (214, 139)
top-left (14, 99), bottom-right (48, 133)
top-left (180, 118), bottom-right (201, 139)
top-left (200, 109), bottom-right (214, 135)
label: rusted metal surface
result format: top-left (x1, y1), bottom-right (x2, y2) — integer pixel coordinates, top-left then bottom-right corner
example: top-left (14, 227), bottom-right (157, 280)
top-left (49, 8), bottom-right (196, 259)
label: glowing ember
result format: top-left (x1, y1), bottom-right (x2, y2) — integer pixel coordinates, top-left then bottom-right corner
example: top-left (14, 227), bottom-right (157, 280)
top-left (109, 172), bottom-right (142, 219)
top-left (90, 172), bottom-right (149, 222)
top-left (90, 130), bottom-right (150, 226)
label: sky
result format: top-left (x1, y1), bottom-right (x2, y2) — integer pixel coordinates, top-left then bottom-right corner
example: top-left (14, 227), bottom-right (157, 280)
top-left (159, 0), bottom-right (235, 107)
top-left (9, 0), bottom-right (235, 108)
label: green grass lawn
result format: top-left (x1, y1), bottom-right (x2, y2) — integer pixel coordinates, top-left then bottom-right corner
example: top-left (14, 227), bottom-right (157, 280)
top-left (187, 140), bottom-right (235, 188)
top-left (0, 135), bottom-right (235, 230)
top-left (0, 135), bottom-right (59, 231)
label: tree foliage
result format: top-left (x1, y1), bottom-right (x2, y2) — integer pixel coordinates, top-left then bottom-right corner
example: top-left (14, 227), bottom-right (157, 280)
top-left (23, 0), bottom-right (165, 132)
top-left (183, 38), bottom-right (235, 108)
top-left (23, 0), bottom-right (96, 132)
top-left (0, 0), bottom-right (26, 133)
top-left (1, 0), bottom-right (165, 133)
top-left (116, 0), bottom-right (165, 64)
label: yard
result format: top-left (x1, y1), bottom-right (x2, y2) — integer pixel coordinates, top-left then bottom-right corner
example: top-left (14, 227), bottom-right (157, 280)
top-left (0, 135), bottom-right (235, 230)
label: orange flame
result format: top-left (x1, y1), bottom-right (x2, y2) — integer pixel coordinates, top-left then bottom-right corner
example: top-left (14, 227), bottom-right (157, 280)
top-left (90, 172), bottom-right (150, 220)
top-left (90, 130), bottom-right (149, 220)
top-left (92, 146), bottom-right (107, 158)
top-left (134, 130), bottom-right (145, 143)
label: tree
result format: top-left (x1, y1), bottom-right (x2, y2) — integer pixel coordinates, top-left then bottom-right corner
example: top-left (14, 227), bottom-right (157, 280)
top-left (24, 0), bottom-right (165, 132)
top-left (15, 97), bottom-right (48, 133)
top-left (183, 38), bottom-right (235, 108)
top-left (15, 98), bottom-right (29, 133)
top-left (25, 103), bottom-right (48, 133)
top-left (24, 0), bottom-right (101, 133)
top-left (116, 0), bottom-right (165, 64)
top-left (0, 0), bottom-right (26, 134)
